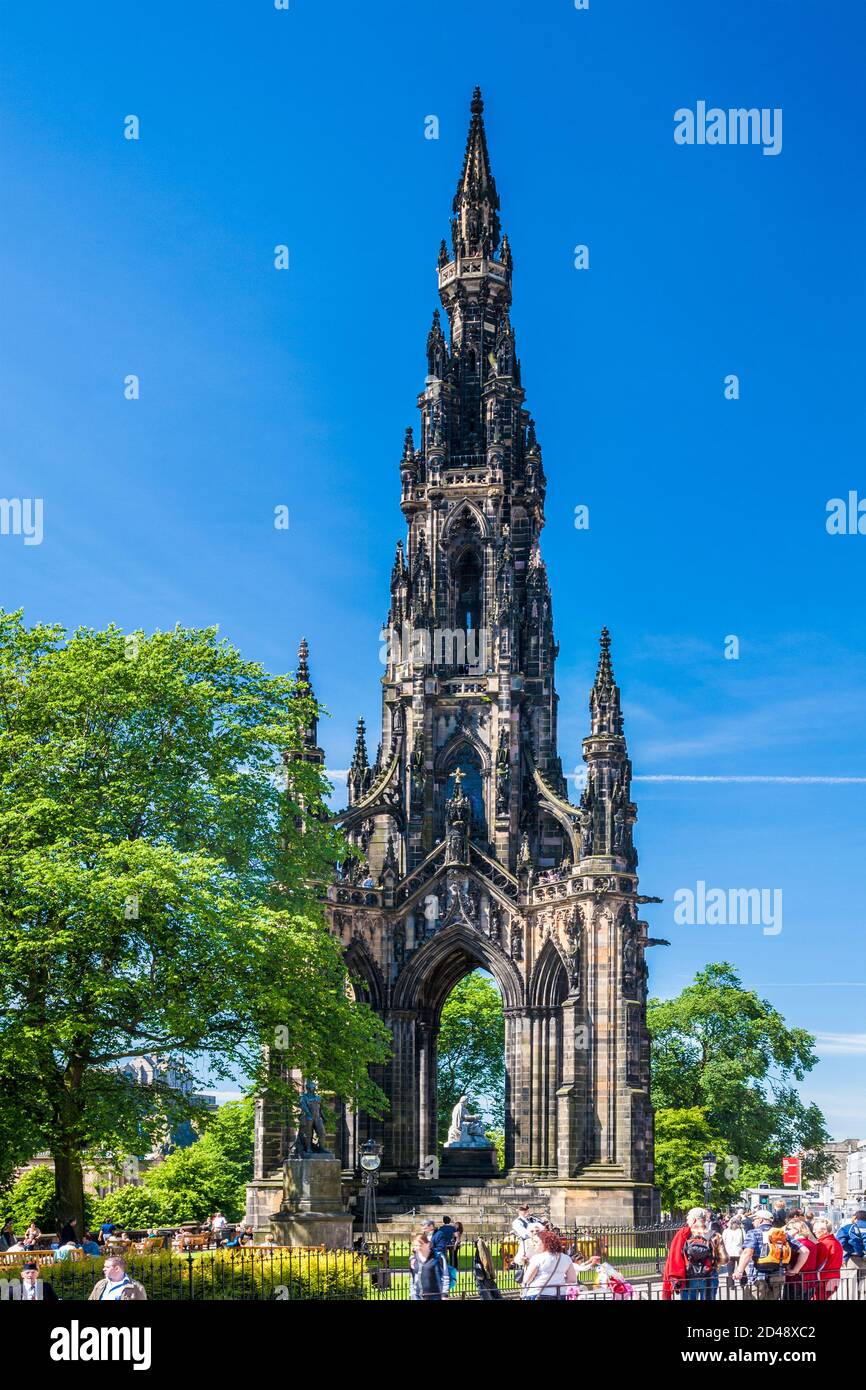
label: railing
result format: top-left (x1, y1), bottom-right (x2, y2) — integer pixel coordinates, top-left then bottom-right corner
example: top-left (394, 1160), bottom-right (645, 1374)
top-left (3, 1229), bottom-right (862, 1302)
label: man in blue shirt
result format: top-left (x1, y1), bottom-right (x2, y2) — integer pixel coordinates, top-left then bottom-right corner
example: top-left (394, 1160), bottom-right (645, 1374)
top-left (431, 1215), bottom-right (458, 1266)
top-left (735, 1211), bottom-right (802, 1301)
top-left (837, 1209), bottom-right (866, 1288)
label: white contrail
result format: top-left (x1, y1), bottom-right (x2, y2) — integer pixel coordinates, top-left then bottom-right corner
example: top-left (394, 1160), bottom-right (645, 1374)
top-left (632, 775), bottom-right (866, 784)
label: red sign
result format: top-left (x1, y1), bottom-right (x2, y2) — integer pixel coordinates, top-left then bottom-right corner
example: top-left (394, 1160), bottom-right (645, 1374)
top-left (782, 1155), bottom-right (801, 1187)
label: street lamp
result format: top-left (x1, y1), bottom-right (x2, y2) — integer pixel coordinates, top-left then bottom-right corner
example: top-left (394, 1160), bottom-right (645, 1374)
top-left (359, 1139), bottom-right (382, 1248)
top-left (702, 1152), bottom-right (717, 1212)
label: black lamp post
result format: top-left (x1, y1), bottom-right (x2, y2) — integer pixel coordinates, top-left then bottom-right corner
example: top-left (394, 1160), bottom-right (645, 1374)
top-left (359, 1139), bottom-right (382, 1248)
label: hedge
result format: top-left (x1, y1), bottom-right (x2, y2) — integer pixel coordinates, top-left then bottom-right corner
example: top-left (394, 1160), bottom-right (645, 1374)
top-left (0, 1250), bottom-right (367, 1301)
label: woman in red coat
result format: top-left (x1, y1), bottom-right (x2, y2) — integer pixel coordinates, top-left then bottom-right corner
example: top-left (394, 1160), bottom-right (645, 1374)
top-left (812, 1218), bottom-right (844, 1300)
top-left (662, 1208), bottom-right (707, 1300)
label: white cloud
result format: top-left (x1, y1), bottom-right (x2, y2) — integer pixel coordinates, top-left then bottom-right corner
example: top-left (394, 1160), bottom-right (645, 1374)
top-left (815, 1033), bottom-right (866, 1056)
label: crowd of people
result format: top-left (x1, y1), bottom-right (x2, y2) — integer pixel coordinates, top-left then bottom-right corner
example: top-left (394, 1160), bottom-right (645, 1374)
top-left (407, 1202), bottom-right (866, 1301)
top-left (0, 1209), bottom-right (260, 1260)
top-left (662, 1204), bottom-right (866, 1301)
top-left (408, 1205), bottom-right (629, 1300)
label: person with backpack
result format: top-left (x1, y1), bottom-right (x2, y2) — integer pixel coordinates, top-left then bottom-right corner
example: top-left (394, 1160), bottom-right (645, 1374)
top-left (735, 1210), bottom-right (799, 1301)
top-left (837, 1209), bottom-right (866, 1288)
top-left (680, 1218), bottom-right (720, 1300)
top-left (662, 1207), bottom-right (711, 1300)
top-left (409, 1232), bottom-right (450, 1301)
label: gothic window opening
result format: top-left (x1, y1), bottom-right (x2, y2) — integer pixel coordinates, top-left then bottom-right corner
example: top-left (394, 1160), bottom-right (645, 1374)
top-left (454, 547), bottom-right (483, 633)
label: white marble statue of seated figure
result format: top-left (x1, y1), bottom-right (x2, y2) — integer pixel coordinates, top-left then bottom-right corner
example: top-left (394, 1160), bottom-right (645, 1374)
top-left (444, 1095), bottom-right (494, 1149)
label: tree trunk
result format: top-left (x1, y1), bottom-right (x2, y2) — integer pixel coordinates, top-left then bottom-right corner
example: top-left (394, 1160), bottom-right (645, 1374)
top-left (53, 1144), bottom-right (85, 1235)
top-left (52, 1065), bottom-right (87, 1236)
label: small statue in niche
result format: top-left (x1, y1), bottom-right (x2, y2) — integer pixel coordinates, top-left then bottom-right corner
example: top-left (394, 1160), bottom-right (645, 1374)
top-left (510, 921), bottom-right (523, 962)
top-left (393, 920), bottom-right (406, 968)
top-left (487, 900), bottom-right (503, 946)
top-left (444, 768), bottom-right (472, 864)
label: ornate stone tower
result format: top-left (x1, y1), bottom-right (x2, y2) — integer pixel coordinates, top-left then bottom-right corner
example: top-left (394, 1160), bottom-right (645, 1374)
top-left (253, 91), bottom-right (661, 1227)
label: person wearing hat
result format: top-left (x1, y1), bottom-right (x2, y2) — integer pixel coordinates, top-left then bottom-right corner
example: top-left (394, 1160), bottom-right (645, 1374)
top-left (5, 1261), bottom-right (59, 1301)
top-left (511, 1204), bottom-right (544, 1271)
top-left (735, 1209), bottom-right (800, 1300)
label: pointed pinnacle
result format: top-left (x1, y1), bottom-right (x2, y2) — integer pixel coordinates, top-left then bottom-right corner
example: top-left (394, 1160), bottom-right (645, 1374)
top-left (296, 636), bottom-right (310, 684)
top-left (596, 627), bottom-right (615, 686)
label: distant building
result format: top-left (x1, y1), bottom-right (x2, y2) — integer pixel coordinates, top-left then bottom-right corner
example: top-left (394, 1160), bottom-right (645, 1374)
top-left (847, 1140), bottom-right (866, 1205)
top-left (120, 1055), bottom-right (217, 1156)
top-left (814, 1138), bottom-right (865, 1217)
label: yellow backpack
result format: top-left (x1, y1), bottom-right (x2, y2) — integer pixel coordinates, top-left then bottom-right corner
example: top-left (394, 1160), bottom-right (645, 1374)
top-left (756, 1226), bottom-right (792, 1270)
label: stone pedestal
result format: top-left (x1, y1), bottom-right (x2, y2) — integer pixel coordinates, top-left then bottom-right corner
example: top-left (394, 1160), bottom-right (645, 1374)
top-left (542, 1173), bottom-right (659, 1228)
top-left (244, 1176), bottom-right (284, 1233)
top-left (270, 1155), bottom-right (353, 1251)
top-left (440, 1147), bottom-right (498, 1178)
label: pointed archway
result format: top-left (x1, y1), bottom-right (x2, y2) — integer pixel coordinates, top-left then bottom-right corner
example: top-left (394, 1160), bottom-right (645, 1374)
top-left (387, 919), bottom-right (524, 1172)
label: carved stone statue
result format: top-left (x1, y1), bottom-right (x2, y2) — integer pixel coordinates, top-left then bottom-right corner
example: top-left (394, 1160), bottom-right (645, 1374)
top-left (440, 873), bottom-right (479, 929)
top-left (444, 767), bottom-right (472, 863)
top-left (444, 1095), bottom-right (494, 1150)
top-left (393, 919), bottom-right (406, 968)
top-left (290, 1080), bottom-right (331, 1157)
top-left (487, 900), bottom-right (502, 946)
top-left (495, 727), bottom-right (510, 815)
top-left (510, 921), bottom-right (523, 962)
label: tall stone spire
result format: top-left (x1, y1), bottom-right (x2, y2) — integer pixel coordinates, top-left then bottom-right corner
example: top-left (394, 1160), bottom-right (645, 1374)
top-left (451, 86), bottom-right (501, 259)
top-left (296, 635), bottom-right (311, 687)
top-left (292, 637), bottom-right (324, 766)
top-left (348, 716), bottom-right (371, 804)
top-left (437, 89), bottom-right (512, 364)
top-left (581, 628), bottom-right (635, 865)
top-left (590, 626), bottom-right (623, 737)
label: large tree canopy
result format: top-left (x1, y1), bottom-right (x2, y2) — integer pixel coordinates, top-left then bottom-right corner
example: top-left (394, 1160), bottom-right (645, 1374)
top-left (437, 971), bottom-right (504, 1145)
top-left (0, 613), bottom-right (390, 1226)
top-left (648, 962), bottom-right (832, 1190)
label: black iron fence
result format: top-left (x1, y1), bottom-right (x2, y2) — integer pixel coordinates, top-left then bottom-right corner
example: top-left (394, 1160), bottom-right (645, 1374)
top-left (1, 1229), bottom-right (862, 1302)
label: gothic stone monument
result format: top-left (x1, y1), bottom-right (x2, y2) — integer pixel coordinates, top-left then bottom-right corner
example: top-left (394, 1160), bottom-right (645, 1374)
top-left (251, 89), bottom-right (662, 1228)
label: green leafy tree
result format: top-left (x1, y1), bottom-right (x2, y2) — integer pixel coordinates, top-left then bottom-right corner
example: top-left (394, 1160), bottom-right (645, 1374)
top-left (94, 1097), bottom-right (256, 1226)
top-left (4, 1164), bottom-right (96, 1233)
top-left (92, 1184), bottom-right (167, 1231)
top-left (437, 972), bottom-right (504, 1144)
top-left (0, 614), bottom-right (390, 1231)
top-left (653, 1108), bottom-right (728, 1214)
top-left (5, 1166), bottom-right (59, 1232)
top-left (649, 963), bottom-right (831, 1182)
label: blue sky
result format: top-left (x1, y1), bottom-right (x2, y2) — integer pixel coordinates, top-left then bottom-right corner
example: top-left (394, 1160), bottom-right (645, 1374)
top-left (1, 1), bottom-right (864, 1138)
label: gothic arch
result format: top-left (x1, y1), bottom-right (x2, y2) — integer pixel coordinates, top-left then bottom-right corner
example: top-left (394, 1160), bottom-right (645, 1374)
top-left (391, 921), bottom-right (524, 1014)
top-left (344, 937), bottom-right (385, 1012)
top-left (434, 729), bottom-right (491, 778)
top-left (441, 499), bottom-right (489, 542)
top-left (529, 936), bottom-right (569, 1009)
